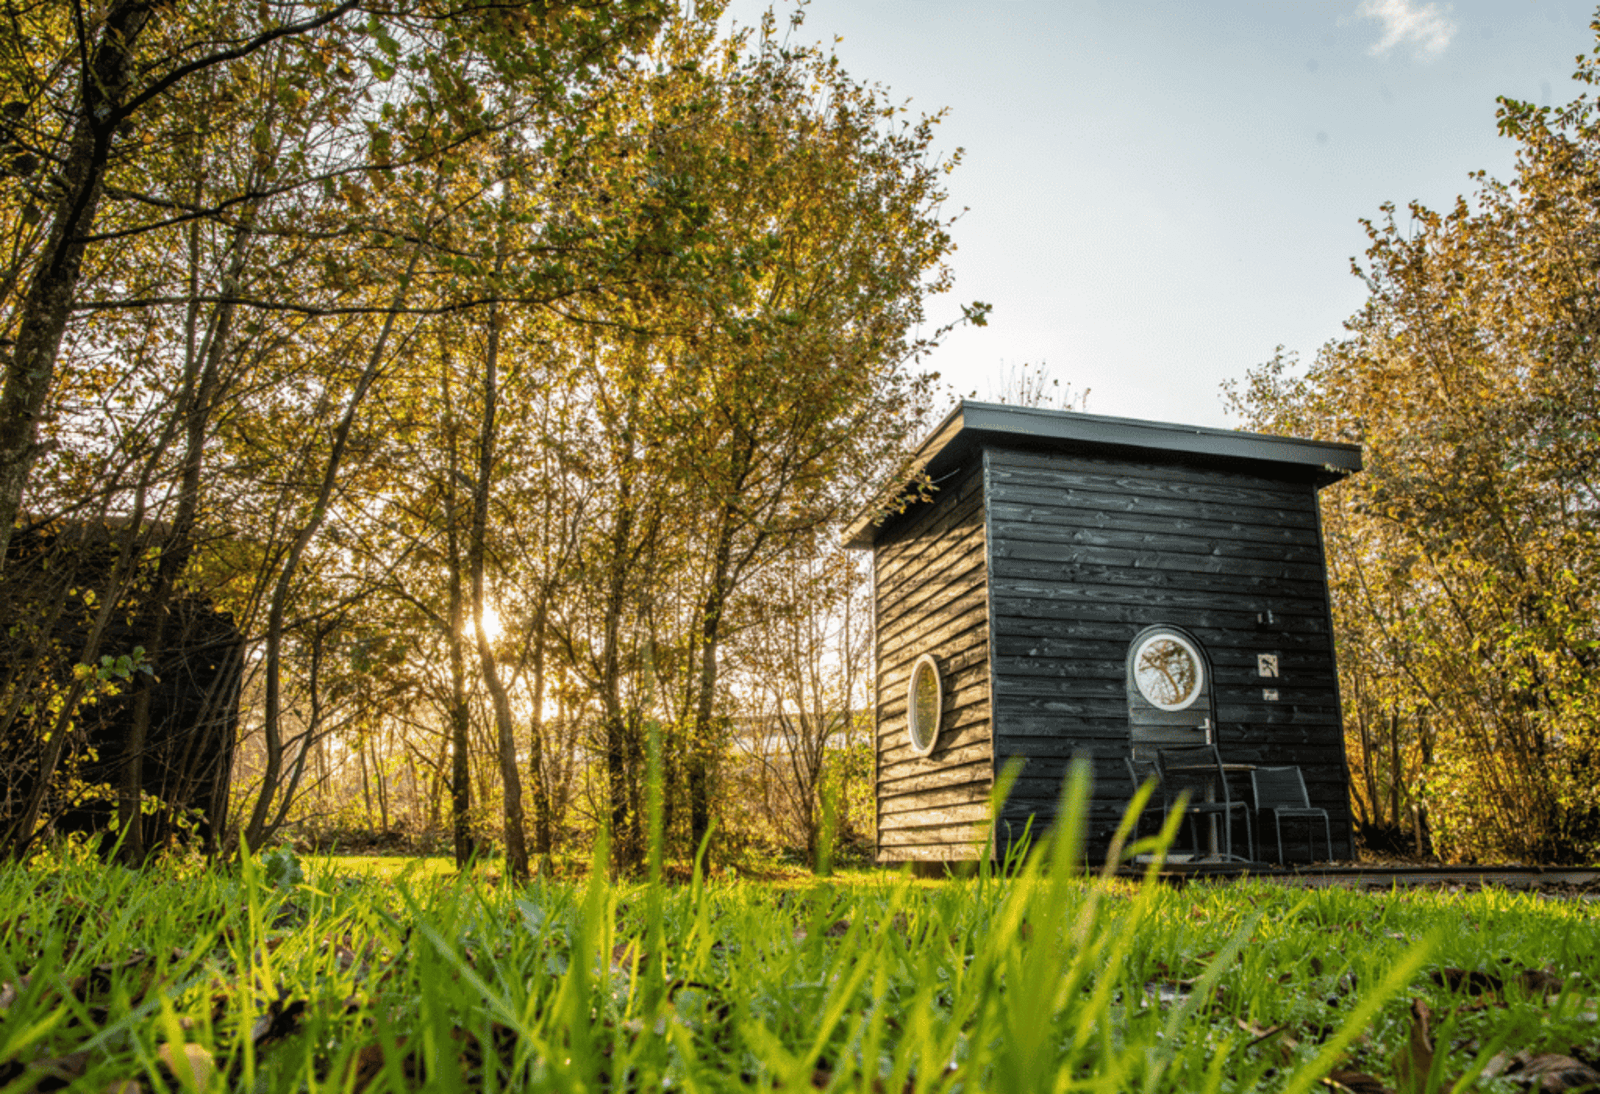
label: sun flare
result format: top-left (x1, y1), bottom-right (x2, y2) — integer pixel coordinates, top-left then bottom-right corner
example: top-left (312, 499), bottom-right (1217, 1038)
top-left (469, 605), bottom-right (504, 641)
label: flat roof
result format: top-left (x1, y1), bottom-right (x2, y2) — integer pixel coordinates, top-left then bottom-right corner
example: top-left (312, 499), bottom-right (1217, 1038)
top-left (843, 401), bottom-right (1362, 548)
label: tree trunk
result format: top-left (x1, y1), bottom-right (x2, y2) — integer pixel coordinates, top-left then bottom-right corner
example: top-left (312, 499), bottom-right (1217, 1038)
top-left (264, 624), bottom-right (328, 836)
top-left (687, 532), bottom-right (734, 855)
top-left (1389, 707), bottom-right (1402, 830)
top-left (0, 1), bottom-right (157, 569)
top-left (373, 733), bottom-right (389, 831)
top-left (601, 501), bottom-right (640, 874)
top-left (359, 739), bottom-right (373, 829)
top-left (468, 291), bottom-right (529, 883)
top-left (528, 598), bottom-right (553, 857)
top-left (592, 396), bottom-right (646, 874)
top-left (685, 480), bottom-right (765, 855)
top-left (1354, 678), bottom-right (1379, 829)
top-left (446, 531), bottom-right (475, 865)
top-left (440, 344), bottom-right (476, 868)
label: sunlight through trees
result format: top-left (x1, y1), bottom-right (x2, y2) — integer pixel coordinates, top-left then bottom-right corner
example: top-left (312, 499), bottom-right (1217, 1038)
top-left (0, 1), bottom-right (977, 872)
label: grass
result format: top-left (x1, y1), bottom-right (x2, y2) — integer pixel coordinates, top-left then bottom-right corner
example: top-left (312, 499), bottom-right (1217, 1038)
top-left (310, 854), bottom-right (460, 883)
top-left (2, 769), bottom-right (1598, 1092)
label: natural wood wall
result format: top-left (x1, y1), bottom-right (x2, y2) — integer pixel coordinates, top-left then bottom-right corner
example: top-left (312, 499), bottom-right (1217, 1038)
top-left (874, 461), bottom-right (993, 863)
top-left (983, 446), bottom-right (1353, 861)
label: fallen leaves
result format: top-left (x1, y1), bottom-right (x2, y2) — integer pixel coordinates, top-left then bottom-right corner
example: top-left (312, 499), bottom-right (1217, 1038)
top-left (1322, 994), bottom-right (1600, 1094)
top-left (792, 919), bottom-right (852, 943)
top-left (1396, 997), bottom-right (1434, 1093)
top-left (0, 974), bottom-right (28, 1011)
top-left (0, 1049), bottom-right (92, 1092)
top-left (348, 1040), bottom-right (424, 1091)
top-left (1483, 1052), bottom-right (1600, 1092)
top-left (1321, 1069), bottom-right (1392, 1094)
top-left (249, 993), bottom-right (309, 1049)
top-left (1236, 1016), bottom-right (1299, 1065)
top-left (1430, 964), bottom-right (1569, 1000)
top-left (156, 1042), bottom-right (216, 1092)
top-left (0, 1041), bottom-right (220, 1094)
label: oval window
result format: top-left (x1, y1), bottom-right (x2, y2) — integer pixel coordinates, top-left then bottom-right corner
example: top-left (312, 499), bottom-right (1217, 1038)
top-left (1132, 633), bottom-right (1204, 711)
top-left (906, 654), bottom-right (942, 756)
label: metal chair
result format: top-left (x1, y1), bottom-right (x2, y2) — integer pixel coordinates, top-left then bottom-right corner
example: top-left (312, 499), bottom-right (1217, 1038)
top-left (1155, 744), bottom-right (1254, 861)
top-left (1251, 766), bottom-right (1332, 864)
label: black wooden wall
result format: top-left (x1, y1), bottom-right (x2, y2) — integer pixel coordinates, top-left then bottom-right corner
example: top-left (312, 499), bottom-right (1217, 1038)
top-left (874, 460), bottom-right (994, 863)
top-left (982, 445), bottom-right (1354, 860)
top-left (0, 526), bottom-right (244, 855)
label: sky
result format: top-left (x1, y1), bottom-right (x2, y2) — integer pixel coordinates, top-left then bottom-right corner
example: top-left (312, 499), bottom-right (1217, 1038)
top-left (722, 0), bottom-right (1598, 428)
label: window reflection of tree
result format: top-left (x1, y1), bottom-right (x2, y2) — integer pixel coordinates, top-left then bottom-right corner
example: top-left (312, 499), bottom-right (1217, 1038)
top-left (1137, 639), bottom-right (1197, 707)
top-left (912, 663), bottom-right (939, 748)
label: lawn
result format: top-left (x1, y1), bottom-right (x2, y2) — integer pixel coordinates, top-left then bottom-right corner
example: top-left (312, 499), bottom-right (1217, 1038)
top-left (2, 779), bottom-right (1598, 1092)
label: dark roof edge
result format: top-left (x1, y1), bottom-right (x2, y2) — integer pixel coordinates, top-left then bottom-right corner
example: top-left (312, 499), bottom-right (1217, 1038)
top-left (958, 402), bottom-right (1363, 470)
top-left (842, 401), bottom-right (1362, 549)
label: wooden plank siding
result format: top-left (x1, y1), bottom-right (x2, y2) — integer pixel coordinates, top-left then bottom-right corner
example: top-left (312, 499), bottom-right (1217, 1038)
top-left (983, 446), bottom-right (1356, 862)
top-left (874, 461), bottom-right (993, 863)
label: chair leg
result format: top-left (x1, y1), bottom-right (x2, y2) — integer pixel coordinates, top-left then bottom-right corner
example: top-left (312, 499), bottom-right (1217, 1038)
top-left (1302, 815), bottom-right (1325, 863)
top-left (1228, 808), bottom-right (1250, 861)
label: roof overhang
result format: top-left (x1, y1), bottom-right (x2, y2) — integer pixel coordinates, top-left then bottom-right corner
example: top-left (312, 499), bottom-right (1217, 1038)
top-left (842, 401), bottom-right (1362, 549)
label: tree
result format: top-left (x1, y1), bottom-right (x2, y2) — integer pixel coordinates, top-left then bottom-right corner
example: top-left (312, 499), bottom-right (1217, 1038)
top-left (595, 13), bottom-right (969, 857)
top-left (0, 0), bottom-right (671, 569)
top-left (730, 538), bottom-right (872, 869)
top-left (0, 0), bottom-right (681, 858)
top-left (981, 362), bottom-right (1089, 412)
top-left (0, 0), bottom-right (987, 870)
top-left (1227, 30), bottom-right (1600, 861)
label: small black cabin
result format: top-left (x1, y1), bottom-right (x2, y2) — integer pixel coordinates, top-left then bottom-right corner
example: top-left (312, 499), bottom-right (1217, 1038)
top-left (0, 521), bottom-right (243, 854)
top-left (844, 401), bottom-right (1362, 865)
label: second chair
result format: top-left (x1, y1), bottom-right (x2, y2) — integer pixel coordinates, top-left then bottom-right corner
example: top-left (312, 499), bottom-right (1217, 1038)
top-left (1251, 766), bottom-right (1332, 865)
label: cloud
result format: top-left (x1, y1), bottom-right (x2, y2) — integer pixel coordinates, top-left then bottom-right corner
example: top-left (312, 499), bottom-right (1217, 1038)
top-left (1357, 0), bottom-right (1456, 61)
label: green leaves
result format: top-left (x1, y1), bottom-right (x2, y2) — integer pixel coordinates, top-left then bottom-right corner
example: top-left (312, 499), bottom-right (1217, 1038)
top-left (1230, 23), bottom-right (1600, 864)
top-left (92, 646), bottom-right (152, 684)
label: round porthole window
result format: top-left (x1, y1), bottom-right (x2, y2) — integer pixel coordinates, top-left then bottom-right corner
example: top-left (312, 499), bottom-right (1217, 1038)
top-left (906, 654), bottom-right (942, 756)
top-left (1132, 632), bottom-right (1205, 712)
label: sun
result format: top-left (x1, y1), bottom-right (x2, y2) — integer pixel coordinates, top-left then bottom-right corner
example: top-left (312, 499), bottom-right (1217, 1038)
top-left (468, 604), bottom-right (504, 641)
